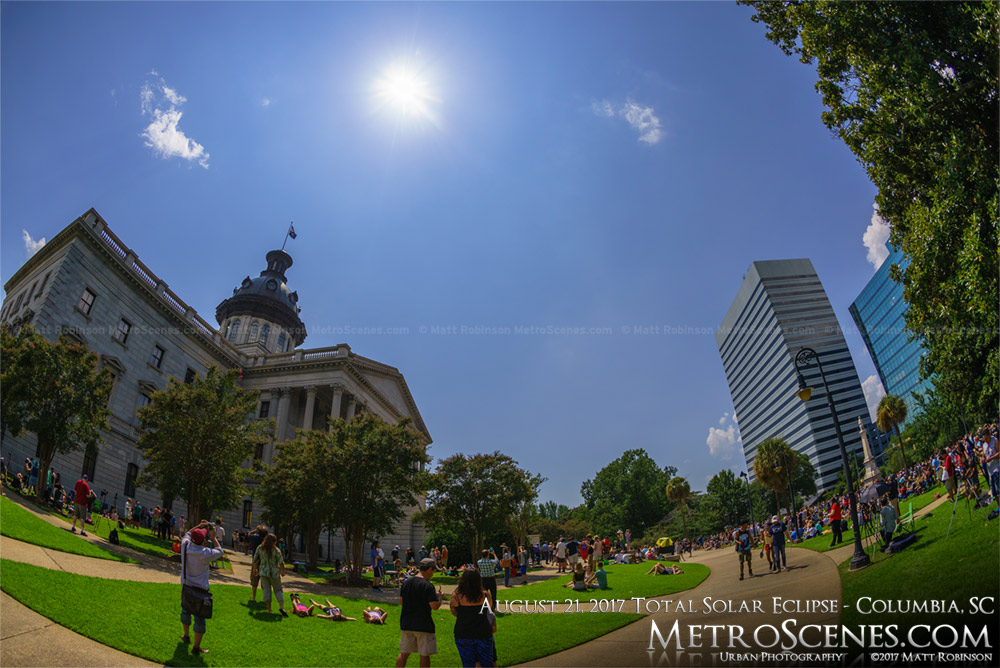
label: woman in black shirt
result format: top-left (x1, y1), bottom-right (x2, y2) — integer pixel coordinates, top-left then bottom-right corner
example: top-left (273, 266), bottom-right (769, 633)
top-left (449, 567), bottom-right (496, 667)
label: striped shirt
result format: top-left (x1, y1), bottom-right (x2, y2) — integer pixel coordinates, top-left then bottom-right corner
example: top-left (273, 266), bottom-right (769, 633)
top-left (477, 557), bottom-right (498, 578)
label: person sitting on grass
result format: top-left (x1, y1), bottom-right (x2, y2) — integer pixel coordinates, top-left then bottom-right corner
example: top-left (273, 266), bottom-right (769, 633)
top-left (312, 598), bottom-right (356, 621)
top-left (586, 563), bottom-right (609, 590)
top-left (289, 593), bottom-right (314, 617)
top-left (646, 563), bottom-right (684, 576)
top-left (563, 562), bottom-right (589, 591)
top-left (363, 606), bottom-right (390, 625)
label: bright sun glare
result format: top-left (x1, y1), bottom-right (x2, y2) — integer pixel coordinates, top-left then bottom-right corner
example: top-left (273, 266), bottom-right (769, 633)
top-left (373, 63), bottom-right (439, 124)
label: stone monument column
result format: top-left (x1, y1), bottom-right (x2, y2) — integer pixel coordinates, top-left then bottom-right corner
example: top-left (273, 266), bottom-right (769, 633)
top-left (329, 384), bottom-right (344, 430)
top-left (346, 395), bottom-right (357, 418)
top-left (276, 387), bottom-right (293, 442)
top-left (302, 385), bottom-right (317, 435)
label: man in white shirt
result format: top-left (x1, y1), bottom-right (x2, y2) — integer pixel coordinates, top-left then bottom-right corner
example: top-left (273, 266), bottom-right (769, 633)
top-left (555, 539), bottom-right (567, 573)
top-left (180, 521), bottom-right (224, 655)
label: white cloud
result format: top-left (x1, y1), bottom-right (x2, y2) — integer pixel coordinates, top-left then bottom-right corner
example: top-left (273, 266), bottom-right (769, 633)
top-left (22, 229), bottom-right (46, 257)
top-left (707, 412), bottom-right (741, 461)
top-left (591, 98), bottom-right (664, 145)
top-left (140, 75), bottom-right (209, 169)
top-left (863, 203), bottom-right (890, 269)
top-left (861, 374), bottom-right (886, 422)
top-left (261, 97), bottom-right (271, 108)
top-left (620, 99), bottom-right (663, 144)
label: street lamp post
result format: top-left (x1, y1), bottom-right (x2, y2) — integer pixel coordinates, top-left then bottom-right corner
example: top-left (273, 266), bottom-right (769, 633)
top-left (739, 471), bottom-right (756, 538)
top-left (794, 347), bottom-right (870, 571)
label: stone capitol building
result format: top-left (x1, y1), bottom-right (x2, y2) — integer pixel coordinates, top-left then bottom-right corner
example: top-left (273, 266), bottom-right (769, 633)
top-left (1, 208), bottom-right (431, 558)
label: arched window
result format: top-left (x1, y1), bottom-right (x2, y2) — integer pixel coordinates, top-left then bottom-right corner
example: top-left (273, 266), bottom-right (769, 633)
top-left (277, 331), bottom-right (286, 350)
top-left (229, 319), bottom-right (241, 343)
top-left (286, 338), bottom-right (292, 352)
top-left (259, 324), bottom-right (270, 347)
top-left (246, 321), bottom-right (259, 344)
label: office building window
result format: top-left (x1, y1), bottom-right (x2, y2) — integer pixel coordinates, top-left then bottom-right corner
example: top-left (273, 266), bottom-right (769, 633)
top-left (124, 463), bottom-right (139, 497)
top-left (113, 318), bottom-right (132, 345)
top-left (149, 345), bottom-right (165, 369)
top-left (78, 288), bottom-right (96, 315)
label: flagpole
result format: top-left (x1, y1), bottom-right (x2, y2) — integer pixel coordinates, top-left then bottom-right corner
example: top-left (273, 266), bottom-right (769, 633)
top-left (281, 222), bottom-right (294, 251)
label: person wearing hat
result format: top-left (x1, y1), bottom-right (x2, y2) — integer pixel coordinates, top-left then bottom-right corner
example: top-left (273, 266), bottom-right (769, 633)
top-left (396, 557), bottom-right (443, 667)
top-left (180, 520), bottom-right (224, 654)
top-left (768, 515), bottom-right (787, 573)
top-left (70, 474), bottom-right (92, 535)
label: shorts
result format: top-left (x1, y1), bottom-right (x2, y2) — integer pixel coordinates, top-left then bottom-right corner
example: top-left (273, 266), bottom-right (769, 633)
top-left (400, 630), bottom-right (437, 656)
top-left (556, 557), bottom-right (566, 564)
top-left (374, 565), bottom-right (385, 578)
top-left (567, 554), bottom-right (579, 564)
top-left (180, 608), bottom-right (206, 634)
top-left (74, 503), bottom-right (88, 520)
top-left (455, 638), bottom-right (495, 668)
top-left (945, 478), bottom-right (956, 493)
top-left (738, 550), bottom-right (752, 563)
top-left (251, 569), bottom-right (261, 589)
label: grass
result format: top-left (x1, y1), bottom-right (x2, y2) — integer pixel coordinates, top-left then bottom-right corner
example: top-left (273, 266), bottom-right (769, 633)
top-left (0, 495), bottom-right (136, 563)
top-left (793, 482), bottom-right (949, 553)
top-left (838, 491), bottom-right (999, 632)
top-left (495, 561), bottom-right (710, 602)
top-left (0, 559), bottom-right (642, 667)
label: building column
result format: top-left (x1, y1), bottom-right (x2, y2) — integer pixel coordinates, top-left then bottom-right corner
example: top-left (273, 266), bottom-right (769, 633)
top-left (276, 387), bottom-right (293, 442)
top-left (302, 386), bottom-right (317, 435)
top-left (346, 395), bottom-right (357, 419)
top-left (329, 384), bottom-right (344, 431)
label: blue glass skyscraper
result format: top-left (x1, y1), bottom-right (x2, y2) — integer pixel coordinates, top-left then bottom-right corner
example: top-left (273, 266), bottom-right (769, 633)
top-left (849, 243), bottom-right (934, 426)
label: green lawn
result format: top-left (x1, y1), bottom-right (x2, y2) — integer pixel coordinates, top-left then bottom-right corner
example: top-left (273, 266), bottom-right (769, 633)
top-left (793, 483), bottom-right (949, 553)
top-left (0, 495), bottom-right (136, 563)
top-left (1, 559), bottom-right (642, 667)
top-left (495, 561), bottom-right (710, 602)
top-left (838, 493), bottom-right (999, 631)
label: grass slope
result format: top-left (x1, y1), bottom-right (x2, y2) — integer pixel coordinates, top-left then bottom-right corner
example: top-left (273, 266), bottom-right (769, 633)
top-left (0, 495), bottom-right (135, 563)
top-left (495, 561), bottom-right (710, 602)
top-left (1, 560), bottom-right (641, 667)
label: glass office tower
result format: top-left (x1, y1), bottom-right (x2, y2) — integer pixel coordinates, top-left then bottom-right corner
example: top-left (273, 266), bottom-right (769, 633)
top-left (717, 259), bottom-right (871, 490)
top-left (849, 243), bottom-right (934, 426)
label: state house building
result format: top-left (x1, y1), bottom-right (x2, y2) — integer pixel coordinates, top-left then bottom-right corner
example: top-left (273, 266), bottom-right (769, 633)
top-left (1, 208), bottom-right (431, 556)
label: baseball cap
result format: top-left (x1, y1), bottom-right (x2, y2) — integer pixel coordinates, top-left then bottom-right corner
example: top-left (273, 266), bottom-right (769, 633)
top-left (190, 528), bottom-right (207, 545)
top-left (418, 557), bottom-right (437, 571)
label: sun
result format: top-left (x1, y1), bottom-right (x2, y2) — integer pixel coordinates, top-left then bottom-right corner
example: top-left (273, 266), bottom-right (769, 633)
top-left (372, 62), bottom-right (439, 124)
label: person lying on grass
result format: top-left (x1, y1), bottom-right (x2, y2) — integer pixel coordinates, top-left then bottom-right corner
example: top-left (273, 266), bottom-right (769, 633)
top-left (362, 606), bottom-right (390, 625)
top-left (646, 563), bottom-right (684, 576)
top-left (311, 598), bottom-right (356, 621)
top-left (289, 593), bottom-right (314, 617)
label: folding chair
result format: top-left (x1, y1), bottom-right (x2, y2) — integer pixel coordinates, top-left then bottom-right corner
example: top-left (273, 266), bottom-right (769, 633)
top-left (898, 502), bottom-right (915, 534)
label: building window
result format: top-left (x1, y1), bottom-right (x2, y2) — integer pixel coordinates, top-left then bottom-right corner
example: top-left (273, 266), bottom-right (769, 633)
top-left (242, 500), bottom-right (253, 528)
top-left (259, 324), bottom-right (270, 347)
top-left (259, 401), bottom-right (270, 418)
top-left (138, 392), bottom-right (152, 410)
top-left (26, 280), bottom-right (38, 304)
top-left (184, 368), bottom-right (197, 384)
top-left (77, 288), bottom-right (96, 316)
top-left (36, 272), bottom-right (51, 300)
top-left (124, 463), bottom-right (139, 497)
top-left (277, 332), bottom-right (286, 350)
top-left (113, 318), bottom-right (132, 345)
top-left (228, 319), bottom-right (241, 343)
top-left (82, 445), bottom-right (98, 482)
top-left (149, 345), bottom-right (165, 369)
top-left (13, 293), bottom-right (24, 311)
top-left (246, 321), bottom-right (259, 344)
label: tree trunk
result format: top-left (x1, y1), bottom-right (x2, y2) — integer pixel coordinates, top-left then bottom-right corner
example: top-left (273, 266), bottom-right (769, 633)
top-left (186, 490), bottom-right (203, 530)
top-left (894, 426), bottom-right (907, 470)
top-left (681, 502), bottom-right (689, 542)
top-left (35, 433), bottom-right (56, 499)
top-left (348, 526), bottom-right (366, 585)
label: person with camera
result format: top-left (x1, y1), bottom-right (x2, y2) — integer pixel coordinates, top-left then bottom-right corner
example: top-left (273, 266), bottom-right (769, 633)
top-left (180, 520), bottom-right (224, 655)
top-left (476, 549), bottom-right (500, 605)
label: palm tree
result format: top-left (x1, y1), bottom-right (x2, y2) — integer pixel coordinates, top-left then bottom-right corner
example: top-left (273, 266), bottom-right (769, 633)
top-left (753, 437), bottom-right (799, 524)
top-left (665, 477), bottom-right (692, 542)
top-left (876, 394), bottom-right (908, 470)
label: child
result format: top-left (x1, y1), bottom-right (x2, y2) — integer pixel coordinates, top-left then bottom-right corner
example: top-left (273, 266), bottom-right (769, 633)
top-left (313, 598), bottom-right (355, 621)
top-left (289, 593), bottom-right (313, 617)
top-left (362, 606), bottom-right (389, 625)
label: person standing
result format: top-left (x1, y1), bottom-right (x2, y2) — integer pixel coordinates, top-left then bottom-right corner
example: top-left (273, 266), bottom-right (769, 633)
top-left (565, 536), bottom-right (579, 570)
top-left (449, 567), bottom-right (495, 668)
top-left (477, 549), bottom-right (499, 605)
top-left (252, 533), bottom-right (287, 616)
top-left (248, 525), bottom-right (267, 601)
top-left (440, 545), bottom-right (449, 569)
top-left (828, 498), bottom-right (843, 547)
top-left (735, 520), bottom-right (753, 581)
top-left (879, 497), bottom-right (897, 552)
top-left (70, 474), bottom-right (91, 535)
top-left (555, 538), bottom-right (567, 573)
top-left (769, 516), bottom-right (787, 572)
top-left (372, 541), bottom-right (385, 592)
top-left (396, 558), bottom-right (443, 668)
top-left (180, 521), bottom-right (224, 655)
top-left (518, 545), bottom-right (529, 585)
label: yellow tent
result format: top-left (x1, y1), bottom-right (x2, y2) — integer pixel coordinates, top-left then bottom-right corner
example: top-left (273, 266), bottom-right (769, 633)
top-left (655, 537), bottom-right (673, 548)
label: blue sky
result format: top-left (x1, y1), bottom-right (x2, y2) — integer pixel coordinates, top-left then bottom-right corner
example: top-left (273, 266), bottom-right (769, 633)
top-left (1, 2), bottom-right (891, 506)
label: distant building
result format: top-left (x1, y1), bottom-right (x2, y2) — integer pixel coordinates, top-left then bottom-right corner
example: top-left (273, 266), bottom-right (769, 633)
top-left (1, 208), bottom-right (431, 557)
top-left (717, 259), bottom-right (871, 490)
top-left (849, 243), bottom-right (934, 426)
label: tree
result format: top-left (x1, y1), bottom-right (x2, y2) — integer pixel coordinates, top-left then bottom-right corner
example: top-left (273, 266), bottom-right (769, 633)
top-left (876, 394), bottom-right (909, 471)
top-left (326, 413), bottom-right (428, 582)
top-left (508, 475), bottom-right (545, 549)
top-left (664, 477), bottom-right (692, 542)
top-left (753, 437), bottom-right (799, 523)
top-left (419, 452), bottom-right (540, 558)
top-left (705, 469), bottom-right (745, 527)
top-left (580, 449), bottom-right (677, 537)
top-left (740, 1), bottom-right (999, 419)
top-left (1, 325), bottom-right (112, 497)
top-left (537, 500), bottom-right (571, 523)
top-left (137, 366), bottom-right (270, 528)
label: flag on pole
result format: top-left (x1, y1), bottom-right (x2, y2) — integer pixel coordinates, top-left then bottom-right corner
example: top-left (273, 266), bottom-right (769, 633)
top-left (288, 223), bottom-right (297, 239)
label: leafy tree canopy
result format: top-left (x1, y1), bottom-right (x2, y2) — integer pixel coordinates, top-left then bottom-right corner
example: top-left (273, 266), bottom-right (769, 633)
top-left (1, 325), bottom-right (112, 496)
top-left (137, 366), bottom-right (270, 528)
top-left (580, 449), bottom-right (677, 537)
top-left (740, 1), bottom-right (999, 418)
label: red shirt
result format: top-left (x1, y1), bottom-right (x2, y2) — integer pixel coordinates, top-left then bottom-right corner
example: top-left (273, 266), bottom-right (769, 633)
top-left (74, 479), bottom-right (91, 504)
top-left (829, 503), bottom-right (842, 521)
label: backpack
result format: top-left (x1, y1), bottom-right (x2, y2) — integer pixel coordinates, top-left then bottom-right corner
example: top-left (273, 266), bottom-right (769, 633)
top-left (108, 528), bottom-right (120, 545)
